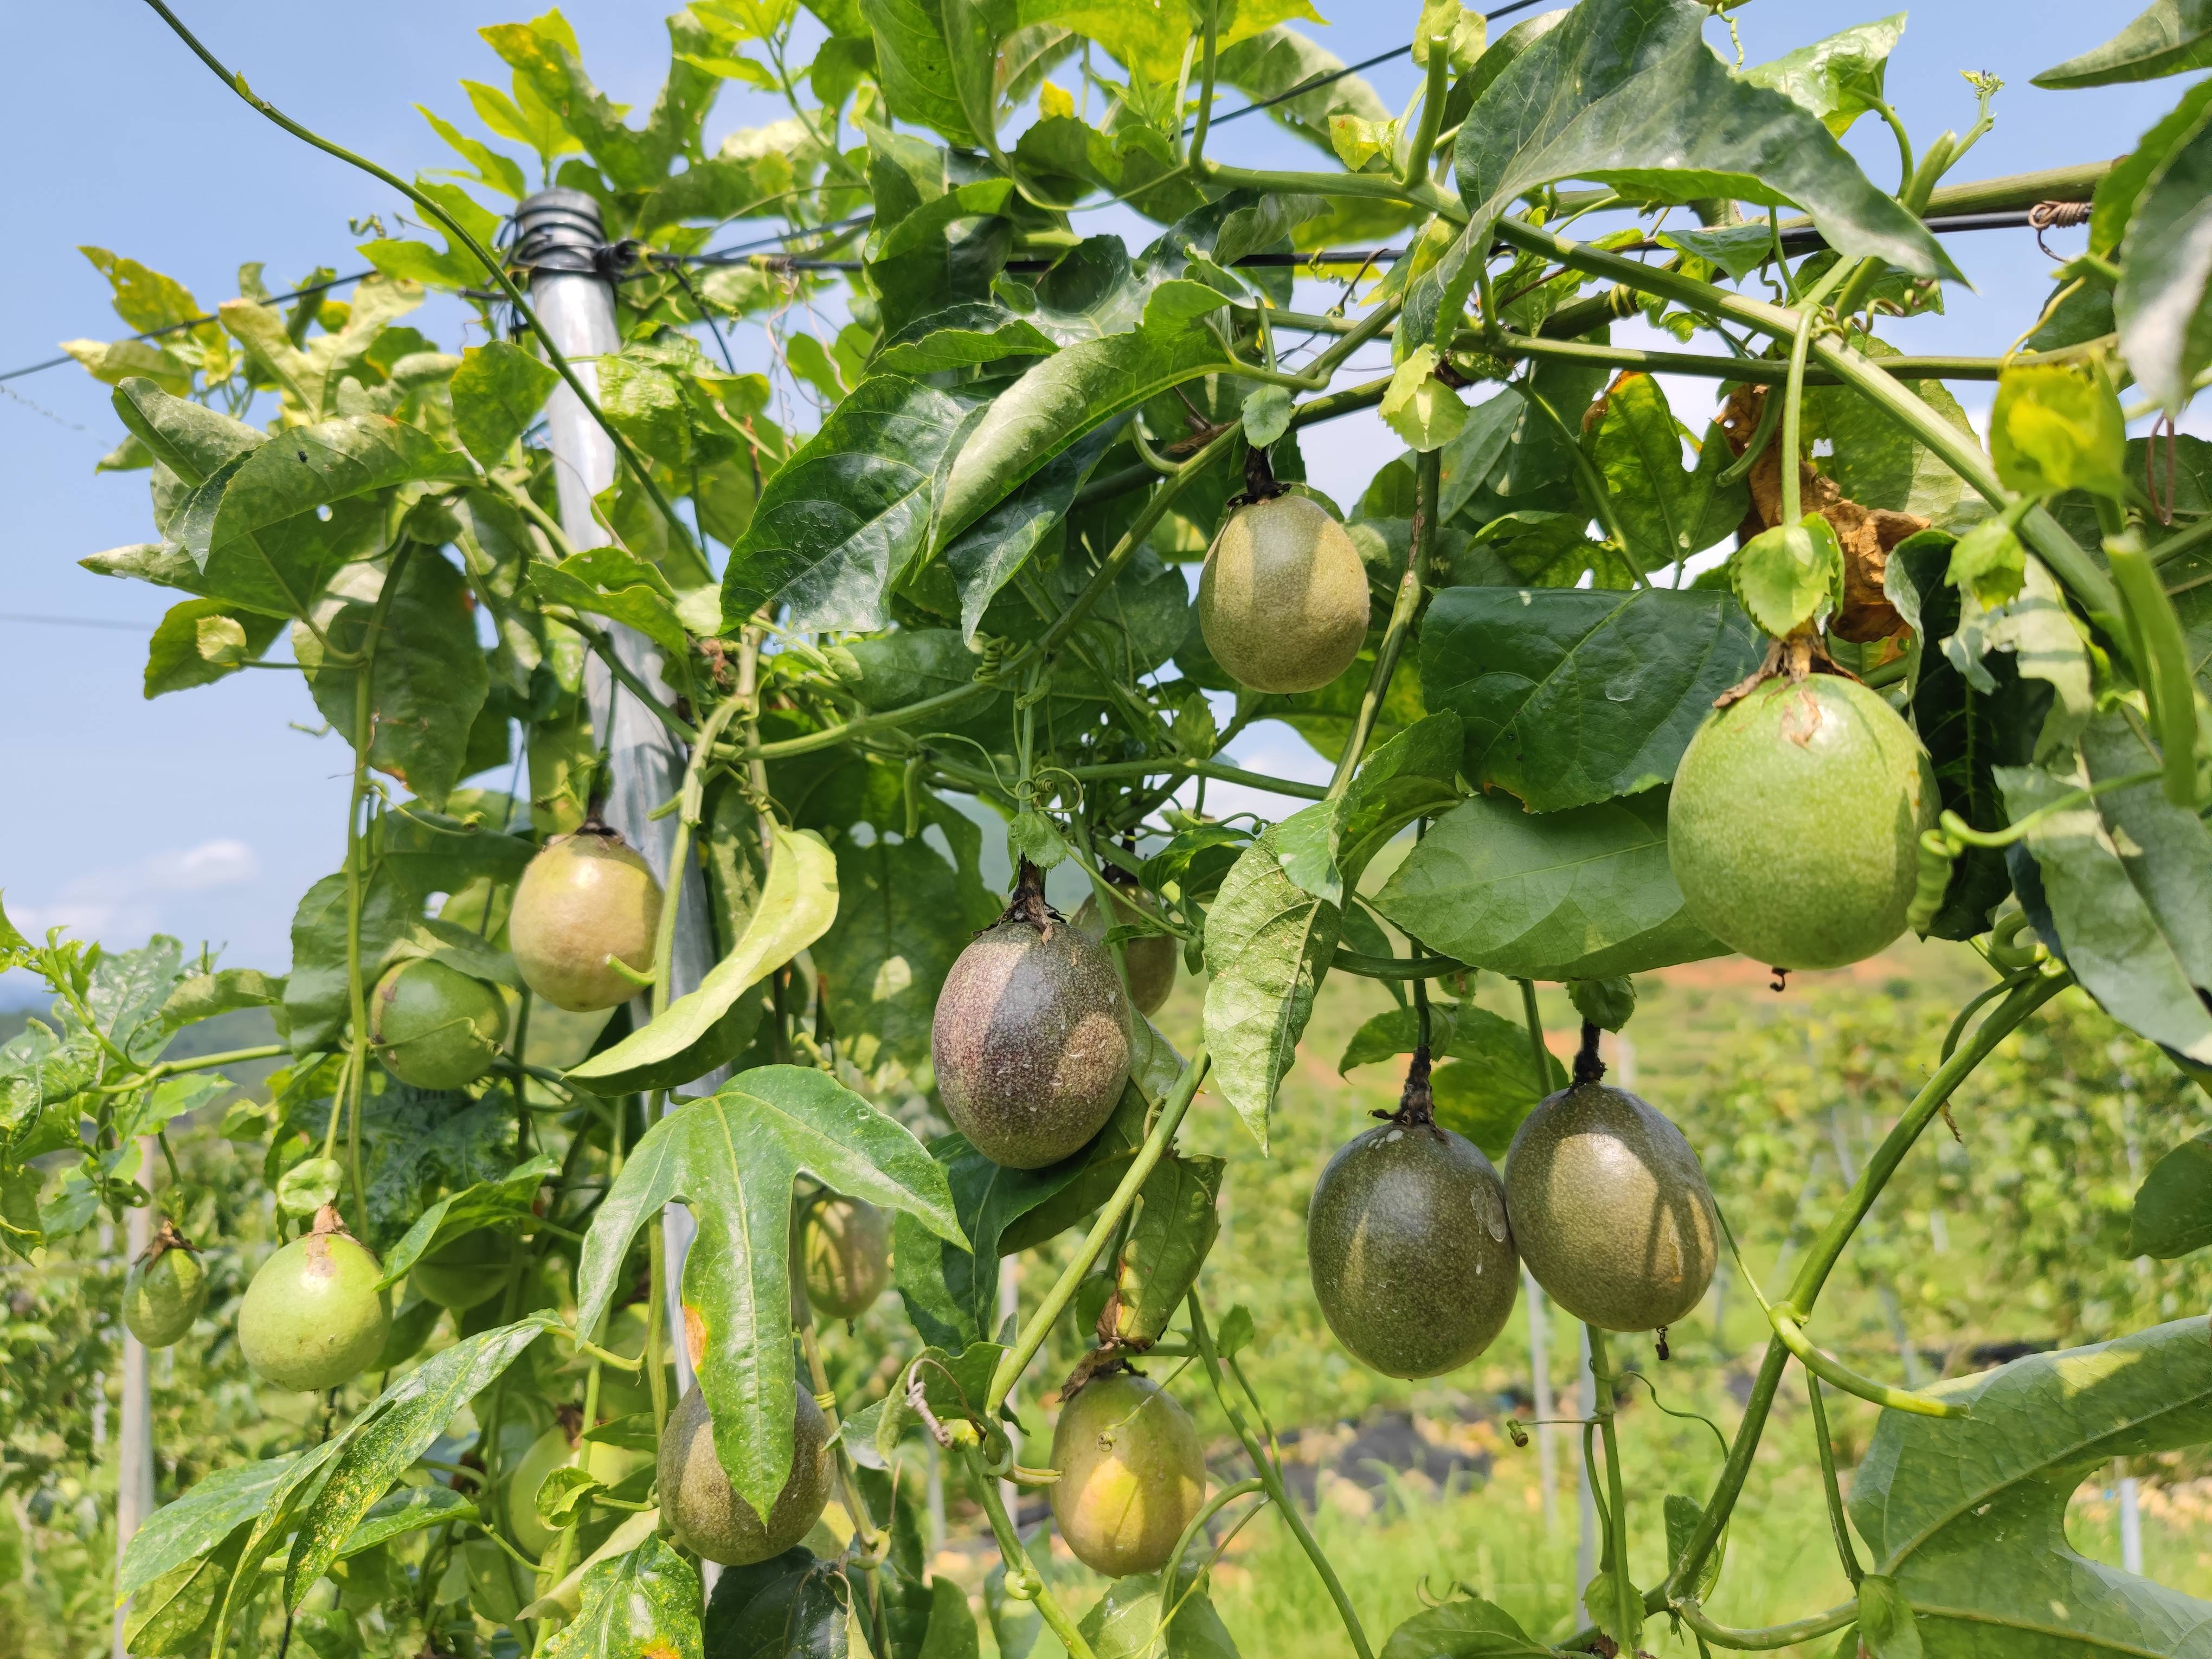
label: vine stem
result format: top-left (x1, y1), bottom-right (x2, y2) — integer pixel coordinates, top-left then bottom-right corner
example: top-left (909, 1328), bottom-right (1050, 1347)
top-left (1327, 447), bottom-right (1435, 798)
top-left (1673, 1598), bottom-right (1859, 1651)
top-left (983, 1046), bottom-right (1210, 1413)
top-left (139, 0), bottom-right (695, 551)
top-left (796, 1317), bottom-right (884, 1561)
top-left (1188, 1293), bottom-right (1375, 1659)
top-left (1805, 1374), bottom-right (1863, 1587)
top-left (1666, 968), bottom-right (2070, 1599)
top-left (1584, 1326), bottom-right (1643, 1651)
top-left (1058, 758), bottom-right (1330, 800)
top-left (961, 1445), bottom-right (1097, 1659)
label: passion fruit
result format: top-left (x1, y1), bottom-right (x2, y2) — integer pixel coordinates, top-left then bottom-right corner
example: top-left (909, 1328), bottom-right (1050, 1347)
top-left (506, 1423), bottom-right (652, 1559)
top-left (1049, 1370), bottom-right (1206, 1578)
top-left (1503, 1044), bottom-right (1718, 1333)
top-left (1306, 1078), bottom-right (1519, 1378)
top-left (658, 1384), bottom-right (832, 1565)
top-left (509, 825), bottom-right (664, 1013)
top-left (799, 1195), bottom-right (892, 1320)
top-left (369, 959), bottom-right (506, 1090)
top-left (237, 1207), bottom-right (391, 1391)
top-left (123, 1221), bottom-right (208, 1349)
top-left (407, 1229), bottom-right (512, 1310)
top-left (1197, 493), bottom-right (1371, 695)
top-left (931, 861), bottom-right (1132, 1169)
top-left (1073, 887), bottom-right (1177, 1017)
top-left (1668, 674), bottom-right (1935, 971)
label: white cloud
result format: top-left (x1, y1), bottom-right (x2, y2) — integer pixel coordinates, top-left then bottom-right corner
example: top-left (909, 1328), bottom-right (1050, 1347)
top-left (8, 838), bottom-right (259, 941)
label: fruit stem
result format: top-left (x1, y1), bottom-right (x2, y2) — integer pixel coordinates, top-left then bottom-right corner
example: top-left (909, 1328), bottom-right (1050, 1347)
top-left (985, 1045), bottom-right (1210, 1415)
top-left (1516, 980), bottom-right (1553, 1099)
top-left (1394, 1047), bottom-right (1436, 1129)
top-left (1326, 447), bottom-right (1435, 800)
top-left (1188, 1293), bottom-right (1375, 1659)
top-left (961, 1445), bottom-right (1098, 1659)
top-left (1805, 1374), bottom-right (1863, 1587)
top-left (1003, 857), bottom-right (1057, 934)
top-left (1584, 1326), bottom-right (1644, 1652)
top-left (1572, 1021), bottom-right (1605, 1086)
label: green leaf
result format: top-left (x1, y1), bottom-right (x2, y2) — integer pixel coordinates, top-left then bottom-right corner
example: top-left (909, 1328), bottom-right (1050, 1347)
top-left (1938, 555), bottom-right (2092, 762)
top-left (1568, 976), bottom-right (1636, 1032)
top-left (283, 865), bottom-right (420, 1054)
top-left (942, 419), bottom-right (1122, 644)
top-left (1378, 1595), bottom-right (1551, 1658)
top-left (1850, 1318), bottom-right (2212, 1657)
top-left (143, 598), bottom-right (283, 698)
top-left (1419, 586), bottom-right (1761, 813)
top-left (1381, 347), bottom-right (1469, 453)
top-left (2126, 1131), bottom-right (2212, 1257)
top-left (450, 341), bottom-right (558, 467)
top-left (119, 1456), bottom-right (299, 1603)
top-left (1373, 788), bottom-right (1724, 981)
top-left (1656, 223), bottom-right (1777, 281)
top-left (1584, 375), bottom-right (1746, 567)
top-left (1241, 386), bottom-right (1294, 448)
top-left (934, 283), bottom-right (1237, 544)
top-left (722, 375), bottom-right (982, 633)
top-left (1663, 1491), bottom-right (1725, 1603)
top-left (1107, 1152), bottom-right (1222, 1347)
top-left (1276, 712), bottom-right (1464, 910)
top-left (1212, 24), bottom-right (1396, 165)
top-left (1991, 362), bottom-right (2129, 500)
top-left (919, 1575), bottom-right (982, 1659)
top-left (339, 1486), bottom-right (477, 1558)
top-left (162, 966), bottom-right (285, 1031)
top-left (2035, 0), bottom-right (2212, 88)
top-left (896, 1092), bottom-right (1147, 1349)
top-left (876, 302), bottom-right (1059, 375)
top-left (869, 178), bottom-right (1018, 338)
top-left (544, 1536), bottom-right (703, 1659)
top-left (702, 1547), bottom-right (848, 1659)
top-left (528, 549), bottom-right (692, 659)
top-left (1742, 15), bottom-right (1905, 137)
top-left (1733, 516), bottom-right (1845, 639)
top-left (1945, 514), bottom-right (2028, 609)
top-left (1428, 1006), bottom-right (1566, 1159)
top-left (109, 377), bottom-right (263, 486)
top-left (1339, 1005), bottom-right (1459, 1075)
top-left (1855, 1576), bottom-right (1922, 1659)
top-left (568, 828), bottom-right (838, 1094)
top-left (813, 836), bottom-right (984, 1073)
top-left (1800, 330), bottom-right (1979, 526)
top-left (863, 0), bottom-right (983, 145)
top-left (2002, 712), bottom-right (2212, 1063)
top-left (2117, 106), bottom-right (2212, 412)
top-left (2092, 81), bottom-right (2212, 260)
top-left (1075, 1561), bottom-right (1240, 1659)
top-left (573, 1066), bottom-right (963, 1522)
top-left (297, 550), bottom-right (492, 810)
top-left (376, 1154), bottom-right (558, 1288)
top-left (1407, 0), bottom-right (1953, 348)
top-left (275, 1157), bottom-right (343, 1216)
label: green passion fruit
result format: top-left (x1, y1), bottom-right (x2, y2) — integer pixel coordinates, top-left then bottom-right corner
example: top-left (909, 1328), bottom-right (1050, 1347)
top-left (1050, 1371), bottom-right (1206, 1578)
top-left (1504, 1073), bottom-right (1719, 1333)
top-left (931, 864), bottom-right (1132, 1169)
top-left (123, 1221), bottom-right (208, 1349)
top-left (506, 1424), bottom-right (652, 1559)
top-left (237, 1208), bottom-right (391, 1391)
top-left (1197, 493), bottom-right (1371, 695)
top-left (1306, 1115), bottom-right (1519, 1379)
top-left (509, 826), bottom-right (664, 1013)
top-left (800, 1195), bottom-right (892, 1320)
top-left (369, 959), bottom-right (506, 1090)
top-left (658, 1384), bottom-right (832, 1565)
top-left (407, 1229), bottom-right (513, 1310)
top-left (1072, 888), bottom-right (1177, 1018)
top-left (1668, 674), bottom-right (1936, 971)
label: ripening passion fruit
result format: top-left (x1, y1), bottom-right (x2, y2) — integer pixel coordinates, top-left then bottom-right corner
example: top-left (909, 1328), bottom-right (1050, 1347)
top-left (1073, 886), bottom-right (1177, 1017)
top-left (508, 825), bottom-right (664, 1013)
top-left (369, 959), bottom-right (506, 1090)
top-left (237, 1207), bottom-right (391, 1391)
top-left (1504, 1042), bottom-right (1719, 1334)
top-left (1668, 674), bottom-right (1936, 972)
top-left (123, 1221), bottom-right (208, 1349)
top-left (658, 1385), bottom-right (832, 1565)
top-left (1050, 1370), bottom-right (1206, 1578)
top-left (931, 861), bottom-right (1132, 1169)
top-left (799, 1195), bottom-right (892, 1320)
top-left (407, 1229), bottom-right (512, 1310)
top-left (1197, 493), bottom-right (1371, 695)
top-left (1307, 1065), bottom-right (1519, 1378)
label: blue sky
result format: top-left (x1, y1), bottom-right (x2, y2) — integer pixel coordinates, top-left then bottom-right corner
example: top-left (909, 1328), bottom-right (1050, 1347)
top-left (0, 0), bottom-right (2183, 986)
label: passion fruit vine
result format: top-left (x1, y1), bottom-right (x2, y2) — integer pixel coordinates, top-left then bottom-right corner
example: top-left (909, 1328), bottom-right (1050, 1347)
top-left (509, 822), bottom-right (664, 1012)
top-left (1504, 1027), bottom-right (1718, 1334)
top-left (369, 958), bottom-right (506, 1090)
top-left (1050, 1369), bottom-right (1206, 1578)
top-left (237, 1206), bottom-right (391, 1391)
top-left (1197, 491), bottom-right (1371, 695)
top-left (658, 1384), bottom-right (832, 1565)
top-left (931, 860), bottom-right (1132, 1169)
top-left (123, 1219), bottom-right (207, 1349)
top-left (1669, 671), bottom-right (1935, 972)
top-left (1306, 1051), bottom-right (1519, 1378)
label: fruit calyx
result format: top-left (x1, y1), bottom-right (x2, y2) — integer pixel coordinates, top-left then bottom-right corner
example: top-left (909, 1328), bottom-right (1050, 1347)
top-left (1231, 443), bottom-right (1287, 506)
top-left (997, 857), bottom-right (1062, 938)
top-left (310, 1203), bottom-right (367, 1250)
top-left (1715, 628), bottom-right (1855, 709)
top-left (1374, 1045), bottom-right (1445, 1138)
top-left (1572, 1021), bottom-right (1605, 1088)
top-left (137, 1216), bottom-right (198, 1267)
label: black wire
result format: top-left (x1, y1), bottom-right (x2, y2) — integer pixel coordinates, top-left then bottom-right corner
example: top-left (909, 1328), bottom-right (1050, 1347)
top-left (0, 269), bottom-right (375, 385)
